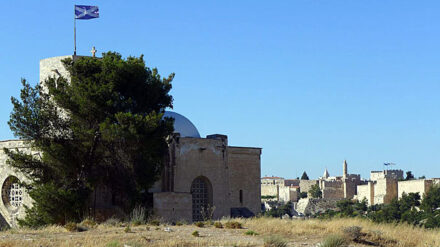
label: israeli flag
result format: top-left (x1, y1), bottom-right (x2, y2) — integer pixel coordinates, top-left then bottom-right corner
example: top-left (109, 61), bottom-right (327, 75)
top-left (75, 5), bottom-right (99, 20)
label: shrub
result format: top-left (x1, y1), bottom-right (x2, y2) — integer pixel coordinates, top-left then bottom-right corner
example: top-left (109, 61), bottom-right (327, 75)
top-left (320, 234), bottom-right (347, 247)
top-left (192, 230), bottom-right (200, 237)
top-left (214, 221), bottom-right (223, 228)
top-left (149, 219), bottom-right (160, 226)
top-left (225, 221), bottom-right (242, 229)
top-left (245, 230), bottom-right (259, 236)
top-left (175, 221), bottom-right (184, 226)
top-left (106, 241), bottom-right (121, 247)
top-left (263, 235), bottom-right (287, 247)
top-left (342, 226), bottom-right (362, 241)
top-left (130, 205), bottom-right (146, 226)
top-left (194, 221), bottom-right (205, 227)
top-left (80, 218), bottom-right (97, 228)
top-left (124, 225), bottom-right (132, 233)
top-left (103, 217), bottom-right (121, 227)
top-left (264, 201), bottom-right (293, 218)
top-left (64, 222), bottom-right (78, 232)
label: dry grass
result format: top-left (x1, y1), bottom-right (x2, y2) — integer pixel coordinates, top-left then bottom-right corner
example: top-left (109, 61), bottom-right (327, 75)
top-left (237, 217), bottom-right (440, 247)
top-left (0, 217), bottom-right (438, 246)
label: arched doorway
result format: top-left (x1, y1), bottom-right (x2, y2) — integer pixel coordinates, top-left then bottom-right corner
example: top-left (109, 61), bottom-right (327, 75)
top-left (190, 176), bottom-right (213, 222)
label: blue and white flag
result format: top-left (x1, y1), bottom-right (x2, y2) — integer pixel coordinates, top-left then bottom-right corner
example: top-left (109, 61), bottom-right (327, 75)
top-left (75, 5), bottom-right (99, 20)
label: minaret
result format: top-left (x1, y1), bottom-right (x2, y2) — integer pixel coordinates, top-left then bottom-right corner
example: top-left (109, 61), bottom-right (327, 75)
top-left (343, 160), bottom-right (348, 179)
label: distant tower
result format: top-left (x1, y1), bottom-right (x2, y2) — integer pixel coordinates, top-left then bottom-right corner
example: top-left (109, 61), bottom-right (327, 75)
top-left (323, 168), bottom-right (330, 179)
top-left (343, 160), bottom-right (348, 179)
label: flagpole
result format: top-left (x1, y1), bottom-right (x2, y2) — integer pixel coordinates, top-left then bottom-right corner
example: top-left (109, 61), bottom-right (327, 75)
top-left (74, 5), bottom-right (77, 56)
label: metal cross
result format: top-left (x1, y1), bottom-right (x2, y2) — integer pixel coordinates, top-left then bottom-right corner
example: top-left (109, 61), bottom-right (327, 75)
top-left (91, 46), bottom-right (97, 57)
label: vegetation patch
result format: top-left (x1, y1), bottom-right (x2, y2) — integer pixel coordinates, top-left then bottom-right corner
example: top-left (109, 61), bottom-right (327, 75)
top-left (225, 221), bottom-right (242, 229)
top-left (194, 221), bottom-right (205, 228)
top-left (244, 230), bottom-right (259, 236)
top-left (214, 221), bottom-right (223, 228)
top-left (192, 230), bottom-right (200, 237)
top-left (263, 235), bottom-right (288, 247)
top-left (320, 234), bottom-right (347, 247)
top-left (148, 219), bottom-right (160, 226)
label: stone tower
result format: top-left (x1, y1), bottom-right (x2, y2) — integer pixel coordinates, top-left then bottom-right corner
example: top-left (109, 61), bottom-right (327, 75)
top-left (343, 160), bottom-right (348, 179)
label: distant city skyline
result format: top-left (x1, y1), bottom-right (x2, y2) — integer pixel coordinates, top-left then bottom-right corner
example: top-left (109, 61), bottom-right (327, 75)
top-left (1, 1), bottom-right (440, 179)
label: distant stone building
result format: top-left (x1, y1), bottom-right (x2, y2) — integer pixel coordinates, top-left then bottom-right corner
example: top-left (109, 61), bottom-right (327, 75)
top-left (261, 177), bottom-right (302, 202)
top-left (319, 160), bottom-right (363, 200)
top-left (261, 160), bottom-right (362, 202)
top-left (0, 55), bottom-right (262, 227)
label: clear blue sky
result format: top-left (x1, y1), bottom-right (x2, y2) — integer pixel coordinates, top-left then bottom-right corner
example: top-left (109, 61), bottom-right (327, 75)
top-left (1, 1), bottom-right (440, 179)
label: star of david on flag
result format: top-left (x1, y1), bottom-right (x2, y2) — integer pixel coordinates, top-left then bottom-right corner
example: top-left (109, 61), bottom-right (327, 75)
top-left (75, 5), bottom-right (99, 20)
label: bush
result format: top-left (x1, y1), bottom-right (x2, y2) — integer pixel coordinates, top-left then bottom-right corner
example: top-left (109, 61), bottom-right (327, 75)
top-left (103, 217), bottom-right (122, 227)
top-left (214, 221), bottom-right (223, 228)
top-left (244, 230), bottom-right (259, 236)
top-left (130, 205), bottom-right (146, 226)
top-left (80, 218), bottom-right (97, 228)
top-left (225, 221), bottom-right (242, 229)
top-left (264, 201), bottom-right (293, 218)
top-left (148, 219), bottom-right (160, 226)
top-left (263, 235), bottom-right (287, 247)
top-left (124, 225), bottom-right (132, 233)
top-left (342, 226), bottom-right (362, 241)
top-left (194, 221), bottom-right (205, 227)
top-left (320, 234), bottom-right (347, 247)
top-left (176, 221), bottom-right (185, 226)
top-left (18, 183), bottom-right (88, 227)
top-left (64, 222), bottom-right (78, 232)
top-left (192, 230), bottom-right (200, 237)
top-left (106, 241), bottom-right (121, 247)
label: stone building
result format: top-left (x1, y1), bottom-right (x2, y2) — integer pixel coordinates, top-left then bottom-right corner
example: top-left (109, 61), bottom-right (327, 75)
top-left (260, 177), bottom-right (302, 202)
top-left (0, 55), bottom-right (262, 227)
top-left (319, 160), bottom-right (363, 200)
top-left (261, 160), bottom-right (362, 202)
top-left (355, 169), bottom-right (440, 206)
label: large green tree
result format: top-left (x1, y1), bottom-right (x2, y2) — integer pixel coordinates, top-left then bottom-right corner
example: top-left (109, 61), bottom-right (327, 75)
top-left (5, 52), bottom-right (175, 226)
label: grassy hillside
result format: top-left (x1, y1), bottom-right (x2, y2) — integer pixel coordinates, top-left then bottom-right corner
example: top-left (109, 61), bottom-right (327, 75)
top-left (0, 217), bottom-right (439, 247)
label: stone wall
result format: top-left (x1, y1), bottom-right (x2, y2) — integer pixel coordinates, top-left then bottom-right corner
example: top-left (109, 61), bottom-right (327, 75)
top-left (261, 184), bottom-right (299, 202)
top-left (398, 179), bottom-right (433, 199)
top-left (0, 140), bottom-right (34, 227)
top-left (374, 178), bottom-right (397, 204)
top-left (261, 184), bottom-right (280, 199)
top-left (228, 146), bottom-right (262, 215)
top-left (284, 179), bottom-right (300, 187)
top-left (153, 192), bottom-right (192, 223)
top-left (356, 182), bottom-right (374, 205)
top-left (172, 137), bottom-right (231, 219)
top-left (320, 180), bottom-right (344, 199)
top-left (299, 180), bottom-right (318, 194)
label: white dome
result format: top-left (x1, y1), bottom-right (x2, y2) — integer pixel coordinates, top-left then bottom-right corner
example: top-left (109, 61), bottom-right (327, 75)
top-left (163, 111), bottom-right (201, 138)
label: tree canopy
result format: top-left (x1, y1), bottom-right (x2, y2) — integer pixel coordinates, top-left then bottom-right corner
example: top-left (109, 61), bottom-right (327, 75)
top-left (405, 171), bottom-right (415, 180)
top-left (5, 52), bottom-right (175, 226)
top-left (309, 184), bottom-right (322, 198)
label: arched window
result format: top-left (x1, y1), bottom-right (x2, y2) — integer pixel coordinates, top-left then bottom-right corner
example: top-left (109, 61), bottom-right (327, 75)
top-left (2, 176), bottom-right (24, 212)
top-left (239, 190), bottom-right (243, 204)
top-left (190, 176), bottom-right (213, 222)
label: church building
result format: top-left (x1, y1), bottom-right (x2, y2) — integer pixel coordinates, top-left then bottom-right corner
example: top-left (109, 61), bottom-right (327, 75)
top-left (0, 55), bottom-right (262, 227)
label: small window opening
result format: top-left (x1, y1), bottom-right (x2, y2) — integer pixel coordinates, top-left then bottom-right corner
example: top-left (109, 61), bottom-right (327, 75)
top-left (239, 190), bottom-right (243, 204)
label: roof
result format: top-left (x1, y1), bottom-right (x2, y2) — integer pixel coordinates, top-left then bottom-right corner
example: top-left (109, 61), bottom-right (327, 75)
top-left (261, 176), bottom-right (284, 179)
